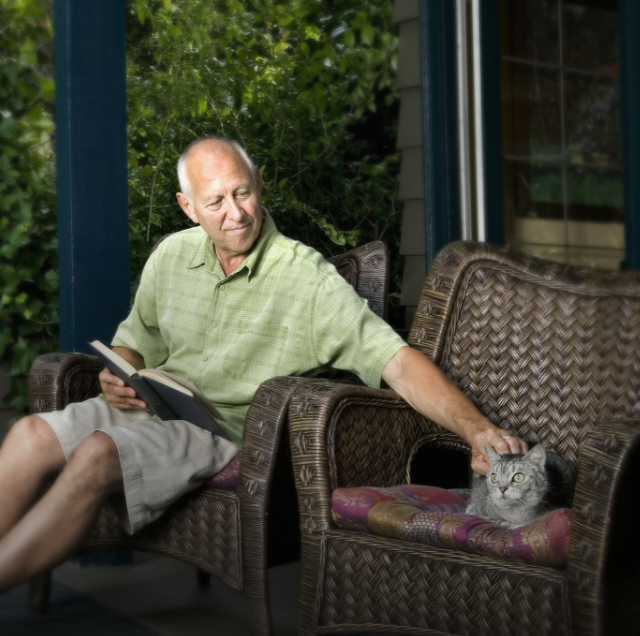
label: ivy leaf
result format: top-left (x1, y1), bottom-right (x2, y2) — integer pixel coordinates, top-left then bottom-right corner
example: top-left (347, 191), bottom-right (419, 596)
top-left (361, 24), bottom-right (374, 46)
top-left (343, 29), bottom-right (355, 47)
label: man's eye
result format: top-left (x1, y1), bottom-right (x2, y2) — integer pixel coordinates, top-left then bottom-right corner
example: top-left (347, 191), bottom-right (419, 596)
top-left (236, 191), bottom-right (250, 198)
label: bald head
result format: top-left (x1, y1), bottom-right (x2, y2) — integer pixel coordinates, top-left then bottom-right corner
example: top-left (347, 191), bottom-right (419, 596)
top-left (177, 136), bottom-right (256, 201)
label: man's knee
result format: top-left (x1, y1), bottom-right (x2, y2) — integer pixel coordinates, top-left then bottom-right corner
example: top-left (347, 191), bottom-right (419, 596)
top-left (4, 415), bottom-right (62, 461)
top-left (69, 432), bottom-right (123, 493)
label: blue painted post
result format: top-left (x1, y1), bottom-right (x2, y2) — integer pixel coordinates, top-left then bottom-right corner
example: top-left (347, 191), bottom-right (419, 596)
top-left (54, 0), bottom-right (132, 567)
top-left (419, 0), bottom-right (461, 269)
top-left (620, 0), bottom-right (640, 269)
top-left (54, 0), bottom-right (130, 353)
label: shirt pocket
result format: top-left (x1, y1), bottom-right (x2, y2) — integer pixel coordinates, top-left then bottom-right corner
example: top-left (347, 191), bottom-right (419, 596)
top-left (220, 321), bottom-right (289, 384)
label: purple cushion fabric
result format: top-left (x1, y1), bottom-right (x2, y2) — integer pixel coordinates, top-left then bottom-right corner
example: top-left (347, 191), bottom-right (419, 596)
top-left (202, 451), bottom-right (241, 490)
top-left (332, 485), bottom-right (572, 569)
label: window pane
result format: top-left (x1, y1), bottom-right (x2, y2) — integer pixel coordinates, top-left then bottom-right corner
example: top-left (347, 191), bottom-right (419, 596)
top-left (501, 62), bottom-right (561, 159)
top-left (498, 0), bottom-right (623, 269)
top-left (504, 161), bottom-right (564, 244)
top-left (566, 166), bottom-right (623, 224)
top-left (565, 247), bottom-right (624, 269)
top-left (563, 2), bottom-right (619, 73)
top-left (500, 0), bottom-right (559, 64)
top-left (564, 73), bottom-right (621, 166)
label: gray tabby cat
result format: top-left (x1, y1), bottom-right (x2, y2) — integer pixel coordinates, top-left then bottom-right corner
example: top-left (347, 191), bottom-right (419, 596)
top-left (466, 444), bottom-right (576, 529)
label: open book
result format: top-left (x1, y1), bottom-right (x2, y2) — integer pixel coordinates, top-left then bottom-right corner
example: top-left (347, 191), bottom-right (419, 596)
top-left (89, 340), bottom-right (229, 440)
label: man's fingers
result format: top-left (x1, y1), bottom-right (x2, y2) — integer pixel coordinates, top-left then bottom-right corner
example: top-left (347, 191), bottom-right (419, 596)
top-left (99, 368), bottom-right (124, 386)
top-left (496, 431), bottom-right (528, 454)
top-left (98, 368), bottom-right (145, 410)
top-left (471, 453), bottom-right (489, 475)
top-left (106, 395), bottom-right (147, 410)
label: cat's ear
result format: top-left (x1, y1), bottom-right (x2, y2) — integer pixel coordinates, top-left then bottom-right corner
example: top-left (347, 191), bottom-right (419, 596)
top-left (525, 444), bottom-right (546, 471)
top-left (484, 445), bottom-right (501, 464)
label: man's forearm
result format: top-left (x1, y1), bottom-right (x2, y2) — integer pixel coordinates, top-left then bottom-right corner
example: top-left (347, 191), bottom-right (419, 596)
top-left (382, 346), bottom-right (492, 441)
top-left (381, 346), bottom-right (527, 473)
top-left (112, 346), bottom-right (145, 371)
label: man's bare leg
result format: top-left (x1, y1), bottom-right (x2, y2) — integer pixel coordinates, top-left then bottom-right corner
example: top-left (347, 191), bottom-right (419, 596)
top-left (0, 415), bottom-right (67, 540)
top-left (0, 430), bottom-right (123, 594)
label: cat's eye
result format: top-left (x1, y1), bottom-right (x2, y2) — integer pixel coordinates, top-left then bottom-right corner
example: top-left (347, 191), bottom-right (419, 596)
top-left (512, 473), bottom-right (525, 483)
top-left (490, 474), bottom-right (499, 483)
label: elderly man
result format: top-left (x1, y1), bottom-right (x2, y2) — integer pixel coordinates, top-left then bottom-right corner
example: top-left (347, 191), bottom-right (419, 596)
top-left (0, 137), bottom-right (526, 593)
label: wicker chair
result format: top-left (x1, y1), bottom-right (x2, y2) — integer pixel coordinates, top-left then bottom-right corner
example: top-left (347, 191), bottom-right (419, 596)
top-left (289, 240), bottom-right (640, 636)
top-left (26, 240), bottom-right (390, 636)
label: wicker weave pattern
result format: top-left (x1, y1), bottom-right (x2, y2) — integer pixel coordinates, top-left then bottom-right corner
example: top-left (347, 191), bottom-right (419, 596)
top-left (317, 532), bottom-right (571, 636)
top-left (291, 241), bottom-right (640, 636)
top-left (28, 353), bottom-right (102, 414)
top-left (327, 241), bottom-right (390, 321)
top-left (85, 489), bottom-right (243, 588)
top-left (439, 263), bottom-right (640, 467)
top-left (566, 420), bottom-right (640, 636)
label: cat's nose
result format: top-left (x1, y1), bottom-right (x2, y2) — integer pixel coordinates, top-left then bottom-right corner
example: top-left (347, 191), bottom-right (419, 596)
top-left (499, 487), bottom-right (508, 493)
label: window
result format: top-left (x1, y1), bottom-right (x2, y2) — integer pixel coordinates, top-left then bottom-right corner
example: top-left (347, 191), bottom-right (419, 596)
top-left (500, 0), bottom-right (622, 269)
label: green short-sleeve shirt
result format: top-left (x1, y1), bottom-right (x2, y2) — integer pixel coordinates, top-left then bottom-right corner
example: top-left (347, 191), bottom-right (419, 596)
top-left (112, 213), bottom-right (406, 445)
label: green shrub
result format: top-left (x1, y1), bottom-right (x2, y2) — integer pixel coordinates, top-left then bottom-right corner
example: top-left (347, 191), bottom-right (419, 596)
top-left (0, 0), bottom-right (57, 413)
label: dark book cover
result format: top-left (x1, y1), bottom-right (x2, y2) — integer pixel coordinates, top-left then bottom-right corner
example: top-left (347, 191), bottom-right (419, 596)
top-left (145, 377), bottom-right (229, 439)
top-left (90, 344), bottom-right (178, 421)
top-left (89, 341), bottom-right (229, 439)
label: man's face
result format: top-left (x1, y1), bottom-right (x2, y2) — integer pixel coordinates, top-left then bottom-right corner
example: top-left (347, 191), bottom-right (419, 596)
top-left (177, 144), bottom-right (263, 262)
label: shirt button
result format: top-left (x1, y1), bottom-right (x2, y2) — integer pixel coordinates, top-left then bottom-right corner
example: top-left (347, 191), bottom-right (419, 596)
top-left (212, 321), bottom-right (217, 327)
top-left (203, 355), bottom-right (209, 362)
top-left (219, 284), bottom-right (225, 290)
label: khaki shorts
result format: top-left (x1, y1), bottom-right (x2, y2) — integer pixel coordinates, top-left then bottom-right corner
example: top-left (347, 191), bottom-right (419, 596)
top-left (39, 396), bottom-right (239, 534)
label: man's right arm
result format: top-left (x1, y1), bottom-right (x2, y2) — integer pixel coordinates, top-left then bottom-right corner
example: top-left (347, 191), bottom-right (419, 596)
top-left (99, 346), bottom-right (148, 410)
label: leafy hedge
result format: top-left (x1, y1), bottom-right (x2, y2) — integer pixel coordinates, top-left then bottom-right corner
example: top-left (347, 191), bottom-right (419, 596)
top-left (1, 0), bottom-right (402, 416)
top-left (0, 0), bottom-right (57, 413)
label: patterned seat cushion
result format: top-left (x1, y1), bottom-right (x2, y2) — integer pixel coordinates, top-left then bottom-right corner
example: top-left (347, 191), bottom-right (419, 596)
top-left (202, 451), bottom-right (241, 490)
top-left (332, 485), bottom-right (572, 569)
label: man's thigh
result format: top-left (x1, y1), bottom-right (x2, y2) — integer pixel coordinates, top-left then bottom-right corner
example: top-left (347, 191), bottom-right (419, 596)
top-left (104, 417), bottom-right (238, 533)
top-left (38, 396), bottom-right (150, 461)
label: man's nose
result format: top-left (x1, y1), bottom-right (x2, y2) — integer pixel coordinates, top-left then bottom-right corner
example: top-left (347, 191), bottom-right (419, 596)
top-left (227, 197), bottom-right (245, 220)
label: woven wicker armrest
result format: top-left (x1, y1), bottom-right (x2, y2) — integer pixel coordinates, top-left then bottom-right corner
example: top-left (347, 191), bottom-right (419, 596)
top-left (566, 419), bottom-right (640, 634)
top-left (289, 378), bottom-right (470, 534)
top-left (28, 353), bottom-right (103, 415)
top-left (237, 376), bottom-right (313, 502)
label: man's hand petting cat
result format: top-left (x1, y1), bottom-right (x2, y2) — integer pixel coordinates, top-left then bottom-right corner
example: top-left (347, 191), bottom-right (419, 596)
top-left (469, 428), bottom-right (528, 474)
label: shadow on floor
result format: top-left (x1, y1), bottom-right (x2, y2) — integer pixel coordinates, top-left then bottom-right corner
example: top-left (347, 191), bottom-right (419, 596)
top-left (0, 579), bottom-right (162, 636)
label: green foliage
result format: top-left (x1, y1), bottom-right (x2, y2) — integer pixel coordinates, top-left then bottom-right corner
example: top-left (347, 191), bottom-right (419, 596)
top-left (1, 0), bottom-right (402, 416)
top-left (126, 0), bottom-right (402, 280)
top-left (0, 0), bottom-right (57, 415)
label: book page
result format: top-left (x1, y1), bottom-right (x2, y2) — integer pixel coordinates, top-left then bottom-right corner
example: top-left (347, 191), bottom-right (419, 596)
top-left (138, 369), bottom-right (193, 396)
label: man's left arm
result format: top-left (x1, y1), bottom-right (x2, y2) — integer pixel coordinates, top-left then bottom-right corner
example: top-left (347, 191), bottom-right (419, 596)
top-left (382, 346), bottom-right (528, 474)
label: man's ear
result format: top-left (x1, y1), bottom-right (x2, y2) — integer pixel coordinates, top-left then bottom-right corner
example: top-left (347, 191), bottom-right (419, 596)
top-left (176, 192), bottom-right (198, 224)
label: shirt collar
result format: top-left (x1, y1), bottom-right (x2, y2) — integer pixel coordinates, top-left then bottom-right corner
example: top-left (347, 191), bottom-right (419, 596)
top-left (187, 207), bottom-right (278, 281)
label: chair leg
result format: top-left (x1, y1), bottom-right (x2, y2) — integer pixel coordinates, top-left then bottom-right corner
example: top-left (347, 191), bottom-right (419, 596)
top-left (28, 571), bottom-right (52, 614)
top-left (196, 568), bottom-right (210, 587)
top-left (246, 585), bottom-right (272, 636)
